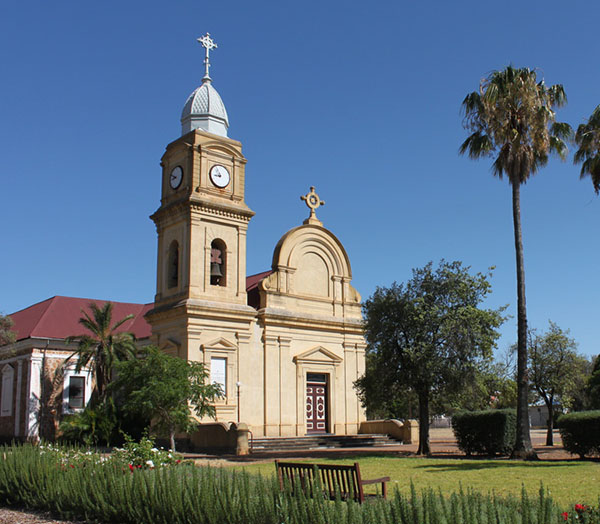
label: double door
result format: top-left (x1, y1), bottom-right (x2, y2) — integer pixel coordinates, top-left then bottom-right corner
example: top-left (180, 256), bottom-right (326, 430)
top-left (306, 373), bottom-right (328, 434)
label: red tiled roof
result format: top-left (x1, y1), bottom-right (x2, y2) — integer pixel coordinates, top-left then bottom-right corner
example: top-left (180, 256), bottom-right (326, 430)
top-left (9, 296), bottom-right (153, 342)
top-left (246, 270), bottom-right (273, 292)
top-left (8, 273), bottom-right (274, 342)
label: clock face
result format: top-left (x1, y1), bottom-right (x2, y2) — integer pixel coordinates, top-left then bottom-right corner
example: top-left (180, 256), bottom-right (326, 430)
top-left (209, 165), bottom-right (230, 188)
top-left (169, 166), bottom-right (183, 189)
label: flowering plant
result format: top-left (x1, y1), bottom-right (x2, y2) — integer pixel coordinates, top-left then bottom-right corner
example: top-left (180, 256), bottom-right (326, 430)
top-left (38, 434), bottom-right (183, 472)
top-left (111, 433), bottom-right (182, 470)
top-left (562, 503), bottom-right (598, 522)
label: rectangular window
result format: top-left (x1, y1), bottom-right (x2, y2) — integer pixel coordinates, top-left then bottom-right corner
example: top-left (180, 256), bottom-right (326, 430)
top-left (67, 376), bottom-right (85, 409)
top-left (210, 357), bottom-right (227, 397)
top-left (1, 366), bottom-right (14, 417)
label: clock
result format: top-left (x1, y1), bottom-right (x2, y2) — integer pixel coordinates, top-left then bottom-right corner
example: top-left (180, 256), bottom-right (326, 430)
top-left (169, 166), bottom-right (183, 189)
top-left (209, 165), bottom-right (230, 188)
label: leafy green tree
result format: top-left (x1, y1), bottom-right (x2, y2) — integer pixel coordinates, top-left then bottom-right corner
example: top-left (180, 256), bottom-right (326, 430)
top-left (440, 361), bottom-right (517, 413)
top-left (112, 346), bottom-right (223, 451)
top-left (528, 321), bottom-right (581, 445)
top-left (356, 357), bottom-right (417, 421)
top-left (460, 66), bottom-right (572, 459)
top-left (357, 260), bottom-right (505, 455)
top-left (574, 104), bottom-right (600, 194)
top-left (561, 355), bottom-right (592, 412)
top-left (0, 313), bottom-right (16, 346)
top-left (586, 355), bottom-right (600, 409)
top-left (65, 302), bottom-right (136, 404)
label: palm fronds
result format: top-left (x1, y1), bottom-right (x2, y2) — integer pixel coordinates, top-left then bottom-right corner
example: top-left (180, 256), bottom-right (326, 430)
top-left (64, 302), bottom-right (136, 404)
top-left (574, 104), bottom-right (600, 194)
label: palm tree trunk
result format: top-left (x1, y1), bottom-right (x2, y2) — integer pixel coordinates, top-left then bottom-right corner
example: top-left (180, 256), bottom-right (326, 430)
top-left (510, 182), bottom-right (537, 460)
top-left (417, 390), bottom-right (430, 456)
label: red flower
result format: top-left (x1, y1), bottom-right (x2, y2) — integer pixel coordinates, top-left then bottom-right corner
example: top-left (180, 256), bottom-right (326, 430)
top-left (575, 504), bottom-right (588, 513)
top-left (128, 464), bottom-right (134, 472)
top-left (176, 459), bottom-right (181, 464)
top-left (137, 465), bottom-right (142, 469)
top-left (69, 465), bottom-right (75, 468)
top-left (562, 512), bottom-right (569, 521)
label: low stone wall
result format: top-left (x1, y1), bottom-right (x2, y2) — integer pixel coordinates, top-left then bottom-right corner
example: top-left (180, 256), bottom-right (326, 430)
top-left (189, 422), bottom-right (249, 455)
top-left (359, 419), bottom-right (419, 444)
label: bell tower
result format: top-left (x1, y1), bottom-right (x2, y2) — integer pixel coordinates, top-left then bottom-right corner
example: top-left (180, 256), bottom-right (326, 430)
top-left (146, 34), bottom-right (255, 376)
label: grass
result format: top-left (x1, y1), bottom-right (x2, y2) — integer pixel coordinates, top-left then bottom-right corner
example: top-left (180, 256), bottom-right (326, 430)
top-left (232, 454), bottom-right (600, 507)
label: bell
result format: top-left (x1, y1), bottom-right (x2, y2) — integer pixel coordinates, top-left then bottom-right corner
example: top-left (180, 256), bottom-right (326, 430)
top-left (211, 262), bottom-right (223, 278)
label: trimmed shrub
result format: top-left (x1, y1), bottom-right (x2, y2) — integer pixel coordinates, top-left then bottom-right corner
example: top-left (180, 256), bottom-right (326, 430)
top-left (557, 410), bottom-right (600, 458)
top-left (452, 409), bottom-right (516, 456)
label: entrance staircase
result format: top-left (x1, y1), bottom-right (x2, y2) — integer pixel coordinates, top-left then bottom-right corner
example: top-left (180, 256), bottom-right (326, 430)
top-left (250, 433), bottom-right (401, 454)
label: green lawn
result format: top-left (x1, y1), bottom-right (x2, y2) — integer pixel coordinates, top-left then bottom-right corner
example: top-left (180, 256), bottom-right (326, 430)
top-left (232, 455), bottom-right (600, 507)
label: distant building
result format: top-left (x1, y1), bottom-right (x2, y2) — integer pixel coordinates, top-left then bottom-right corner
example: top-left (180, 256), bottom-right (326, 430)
top-left (529, 404), bottom-right (560, 428)
top-left (0, 297), bottom-right (151, 440)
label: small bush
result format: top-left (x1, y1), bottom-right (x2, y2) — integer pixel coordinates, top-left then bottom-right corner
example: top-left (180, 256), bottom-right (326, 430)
top-left (452, 409), bottom-right (516, 456)
top-left (59, 400), bottom-right (118, 446)
top-left (111, 433), bottom-right (182, 469)
top-left (557, 410), bottom-right (600, 458)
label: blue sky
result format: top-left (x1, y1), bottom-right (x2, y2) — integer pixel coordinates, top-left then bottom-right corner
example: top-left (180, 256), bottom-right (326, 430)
top-left (1, 1), bottom-right (598, 357)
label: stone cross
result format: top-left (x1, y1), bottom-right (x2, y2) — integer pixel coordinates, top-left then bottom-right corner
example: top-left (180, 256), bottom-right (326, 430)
top-left (301, 186), bottom-right (325, 225)
top-left (198, 33), bottom-right (218, 80)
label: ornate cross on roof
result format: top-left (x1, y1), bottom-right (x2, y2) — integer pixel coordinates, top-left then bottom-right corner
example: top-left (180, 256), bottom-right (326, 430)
top-left (301, 186), bottom-right (325, 225)
top-left (197, 33), bottom-right (218, 81)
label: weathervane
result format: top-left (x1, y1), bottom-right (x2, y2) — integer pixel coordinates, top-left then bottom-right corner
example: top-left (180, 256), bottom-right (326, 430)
top-left (301, 186), bottom-right (325, 225)
top-left (197, 33), bottom-right (218, 81)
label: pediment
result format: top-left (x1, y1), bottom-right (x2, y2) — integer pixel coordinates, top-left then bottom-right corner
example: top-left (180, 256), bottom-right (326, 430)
top-left (293, 346), bottom-right (342, 365)
top-left (202, 337), bottom-right (238, 351)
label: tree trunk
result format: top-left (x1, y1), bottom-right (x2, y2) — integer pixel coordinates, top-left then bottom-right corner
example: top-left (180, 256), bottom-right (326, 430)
top-left (544, 394), bottom-right (554, 446)
top-left (417, 390), bottom-right (430, 456)
top-left (170, 429), bottom-right (176, 452)
top-left (510, 182), bottom-right (537, 460)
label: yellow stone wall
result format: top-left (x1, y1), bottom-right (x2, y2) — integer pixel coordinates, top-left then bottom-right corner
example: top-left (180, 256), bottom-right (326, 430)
top-left (147, 129), bottom-right (366, 438)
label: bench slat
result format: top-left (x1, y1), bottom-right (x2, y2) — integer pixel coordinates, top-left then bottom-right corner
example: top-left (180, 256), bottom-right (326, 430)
top-left (275, 460), bottom-right (388, 504)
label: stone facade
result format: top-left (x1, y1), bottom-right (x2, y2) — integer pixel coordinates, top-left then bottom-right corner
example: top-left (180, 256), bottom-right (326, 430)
top-left (146, 127), bottom-right (366, 438)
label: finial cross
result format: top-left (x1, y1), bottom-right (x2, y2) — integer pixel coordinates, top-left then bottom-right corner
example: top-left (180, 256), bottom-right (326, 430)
top-left (301, 186), bottom-right (325, 223)
top-left (197, 33), bottom-right (218, 80)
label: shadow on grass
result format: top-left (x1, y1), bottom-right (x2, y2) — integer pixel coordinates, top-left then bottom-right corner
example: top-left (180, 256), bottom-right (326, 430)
top-left (413, 460), bottom-right (587, 471)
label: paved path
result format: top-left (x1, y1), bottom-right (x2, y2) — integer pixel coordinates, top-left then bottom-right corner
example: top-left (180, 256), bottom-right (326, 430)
top-left (188, 427), bottom-right (572, 465)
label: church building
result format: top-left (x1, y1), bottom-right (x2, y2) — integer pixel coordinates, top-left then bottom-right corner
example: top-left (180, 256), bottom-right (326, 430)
top-left (0, 34), bottom-right (366, 442)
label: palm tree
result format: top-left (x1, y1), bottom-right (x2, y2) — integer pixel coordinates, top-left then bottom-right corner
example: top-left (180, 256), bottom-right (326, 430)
top-left (459, 66), bottom-right (572, 459)
top-left (574, 104), bottom-right (600, 194)
top-left (66, 302), bottom-right (137, 404)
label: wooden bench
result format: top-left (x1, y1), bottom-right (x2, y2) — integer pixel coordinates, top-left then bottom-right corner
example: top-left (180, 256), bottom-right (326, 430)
top-left (275, 460), bottom-right (390, 504)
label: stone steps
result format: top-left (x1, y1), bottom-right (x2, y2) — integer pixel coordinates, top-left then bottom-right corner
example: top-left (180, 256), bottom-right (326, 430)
top-left (249, 433), bottom-right (401, 453)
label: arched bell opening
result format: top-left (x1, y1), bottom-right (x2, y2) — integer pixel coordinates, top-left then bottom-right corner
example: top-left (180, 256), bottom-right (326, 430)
top-left (210, 239), bottom-right (227, 287)
top-left (167, 240), bottom-right (179, 289)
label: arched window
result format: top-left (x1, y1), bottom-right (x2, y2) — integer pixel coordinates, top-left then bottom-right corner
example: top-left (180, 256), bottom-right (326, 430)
top-left (167, 240), bottom-right (179, 289)
top-left (210, 239), bottom-right (227, 286)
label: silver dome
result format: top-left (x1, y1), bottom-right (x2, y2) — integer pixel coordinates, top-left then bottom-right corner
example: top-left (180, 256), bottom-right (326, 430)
top-left (180, 79), bottom-right (229, 137)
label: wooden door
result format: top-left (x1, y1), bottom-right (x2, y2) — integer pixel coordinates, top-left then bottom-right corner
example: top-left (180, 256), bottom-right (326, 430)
top-left (306, 374), bottom-right (328, 434)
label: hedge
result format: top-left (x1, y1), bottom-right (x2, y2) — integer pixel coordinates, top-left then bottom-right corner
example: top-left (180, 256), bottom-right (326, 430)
top-left (452, 409), bottom-right (516, 456)
top-left (557, 410), bottom-right (600, 458)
